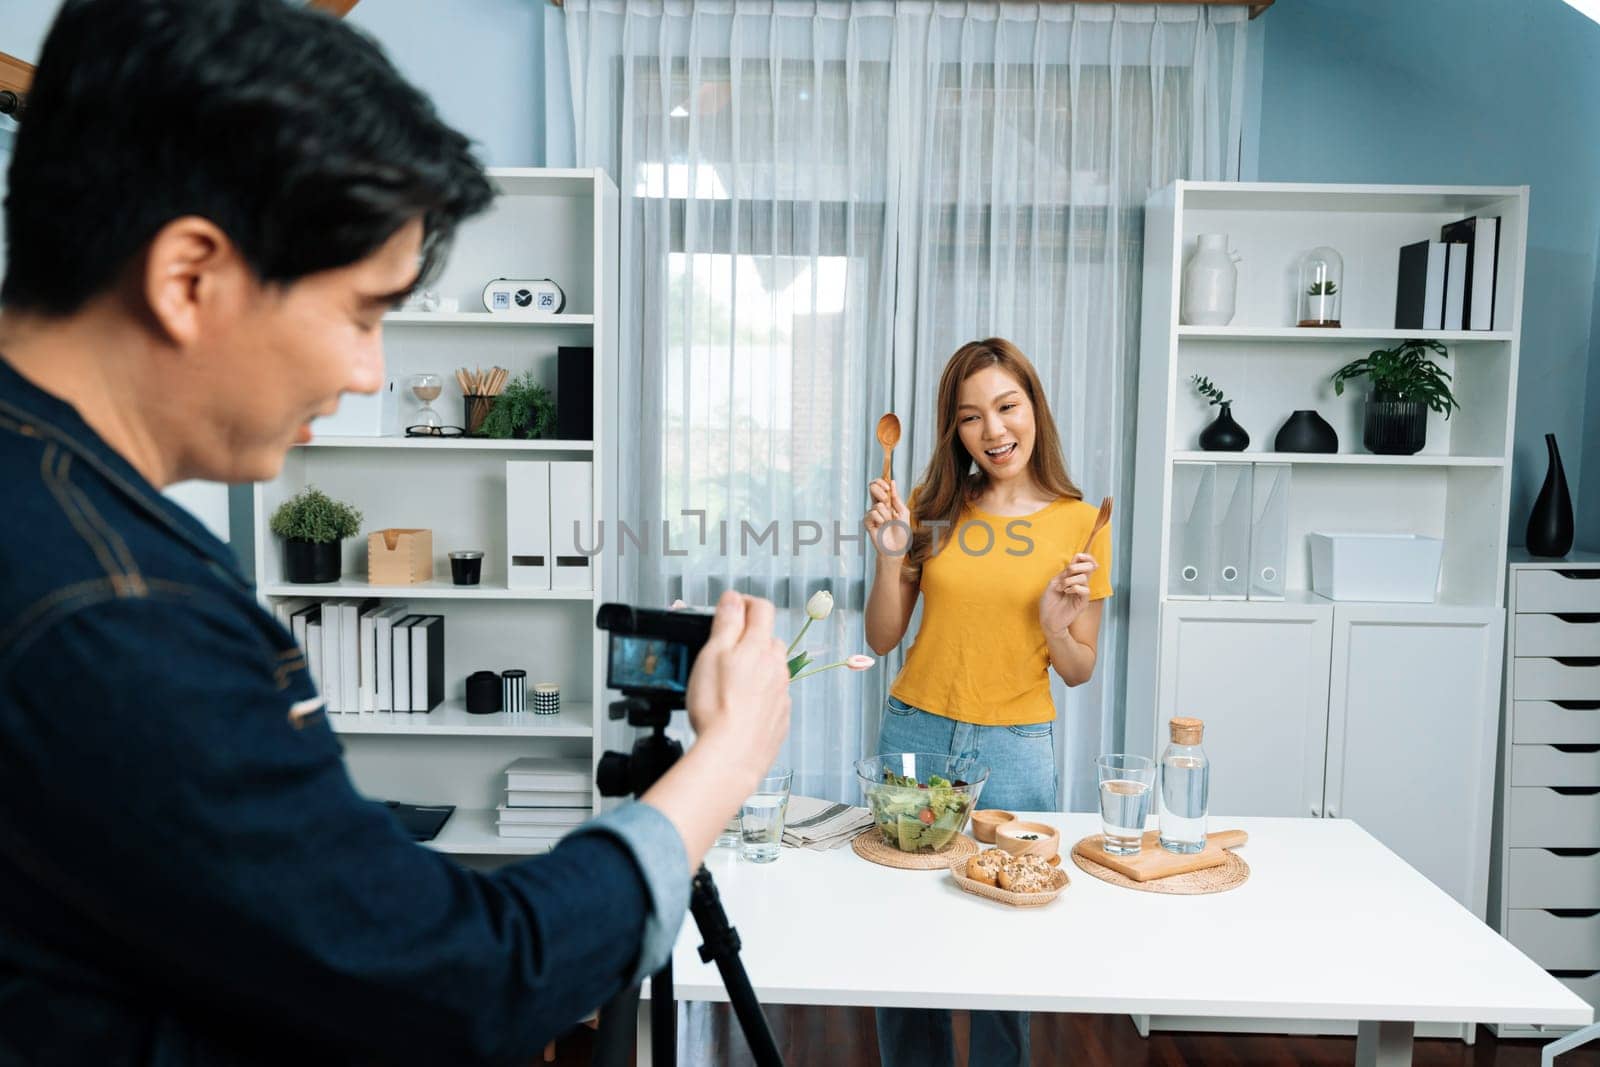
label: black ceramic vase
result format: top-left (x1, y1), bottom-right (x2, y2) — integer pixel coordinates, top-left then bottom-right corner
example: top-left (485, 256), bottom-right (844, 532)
top-left (1199, 402), bottom-right (1250, 452)
top-left (1274, 410), bottom-right (1338, 453)
top-left (1363, 397), bottom-right (1428, 455)
top-left (283, 539), bottom-right (342, 583)
top-left (1526, 433), bottom-right (1574, 557)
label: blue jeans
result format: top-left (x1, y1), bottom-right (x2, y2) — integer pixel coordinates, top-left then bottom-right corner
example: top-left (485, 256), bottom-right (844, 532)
top-left (875, 696), bottom-right (1058, 1067)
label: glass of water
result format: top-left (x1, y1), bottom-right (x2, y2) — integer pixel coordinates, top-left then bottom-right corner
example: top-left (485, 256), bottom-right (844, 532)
top-left (1096, 754), bottom-right (1155, 855)
top-left (740, 767), bottom-right (793, 864)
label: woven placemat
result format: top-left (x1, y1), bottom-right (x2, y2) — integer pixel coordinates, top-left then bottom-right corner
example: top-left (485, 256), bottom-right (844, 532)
top-left (949, 857), bottom-right (1070, 908)
top-left (1069, 837), bottom-right (1249, 895)
top-left (851, 828), bottom-right (977, 869)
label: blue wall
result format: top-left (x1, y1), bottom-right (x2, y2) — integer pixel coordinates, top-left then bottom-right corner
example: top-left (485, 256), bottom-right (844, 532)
top-left (1256, 0), bottom-right (1600, 547)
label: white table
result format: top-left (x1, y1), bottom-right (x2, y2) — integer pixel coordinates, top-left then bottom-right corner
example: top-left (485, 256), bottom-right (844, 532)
top-left (642, 814), bottom-right (1592, 1066)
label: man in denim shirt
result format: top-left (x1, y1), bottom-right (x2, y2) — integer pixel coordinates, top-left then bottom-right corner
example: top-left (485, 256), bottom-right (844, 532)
top-left (0, 1), bottom-right (793, 1063)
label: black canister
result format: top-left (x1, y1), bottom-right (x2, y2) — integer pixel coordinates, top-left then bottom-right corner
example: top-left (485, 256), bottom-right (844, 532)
top-left (465, 670), bottom-right (501, 714)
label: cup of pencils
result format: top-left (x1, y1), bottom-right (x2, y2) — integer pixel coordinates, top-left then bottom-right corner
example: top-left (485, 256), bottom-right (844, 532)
top-left (457, 366), bottom-right (508, 437)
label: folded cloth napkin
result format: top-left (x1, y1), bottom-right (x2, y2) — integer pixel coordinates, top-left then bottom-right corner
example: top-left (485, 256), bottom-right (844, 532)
top-left (781, 795), bottom-right (875, 851)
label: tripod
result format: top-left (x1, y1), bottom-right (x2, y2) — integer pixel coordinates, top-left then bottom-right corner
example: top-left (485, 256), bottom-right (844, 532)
top-left (589, 694), bottom-right (784, 1067)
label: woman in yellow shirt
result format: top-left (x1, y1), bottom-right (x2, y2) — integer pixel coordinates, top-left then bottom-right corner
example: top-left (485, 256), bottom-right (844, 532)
top-left (863, 337), bottom-right (1111, 1067)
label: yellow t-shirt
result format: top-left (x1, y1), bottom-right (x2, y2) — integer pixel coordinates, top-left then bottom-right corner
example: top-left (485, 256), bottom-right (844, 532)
top-left (889, 496), bottom-right (1113, 727)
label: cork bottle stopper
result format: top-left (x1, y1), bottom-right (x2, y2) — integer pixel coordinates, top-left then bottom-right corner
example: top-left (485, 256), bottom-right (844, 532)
top-left (1170, 717), bottom-right (1204, 746)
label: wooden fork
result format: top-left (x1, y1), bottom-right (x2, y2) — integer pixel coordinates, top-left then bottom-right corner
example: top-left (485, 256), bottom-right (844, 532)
top-left (1080, 495), bottom-right (1113, 556)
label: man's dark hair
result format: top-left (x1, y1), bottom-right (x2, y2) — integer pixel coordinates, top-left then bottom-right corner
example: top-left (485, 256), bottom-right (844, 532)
top-left (2, 0), bottom-right (495, 316)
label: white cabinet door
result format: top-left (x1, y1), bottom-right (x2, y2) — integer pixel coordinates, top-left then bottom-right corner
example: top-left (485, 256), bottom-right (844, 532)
top-left (1325, 605), bottom-right (1505, 917)
top-left (1158, 601), bottom-right (1334, 819)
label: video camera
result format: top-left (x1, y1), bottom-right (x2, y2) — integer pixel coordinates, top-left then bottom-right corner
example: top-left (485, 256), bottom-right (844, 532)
top-left (595, 602), bottom-right (716, 707)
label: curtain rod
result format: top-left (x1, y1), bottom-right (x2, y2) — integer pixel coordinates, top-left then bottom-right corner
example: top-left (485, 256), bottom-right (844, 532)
top-left (545, 0), bottom-right (1273, 14)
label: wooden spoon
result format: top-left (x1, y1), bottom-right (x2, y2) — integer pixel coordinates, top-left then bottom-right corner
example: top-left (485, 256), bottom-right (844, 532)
top-left (875, 413), bottom-right (902, 483)
top-left (1080, 495), bottom-right (1113, 555)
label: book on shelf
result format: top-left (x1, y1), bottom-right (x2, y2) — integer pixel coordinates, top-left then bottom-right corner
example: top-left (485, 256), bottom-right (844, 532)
top-left (505, 789), bottom-right (594, 808)
top-left (273, 597), bottom-right (316, 635)
top-left (1443, 242), bottom-right (1469, 331)
top-left (290, 604), bottom-right (319, 660)
top-left (1440, 215), bottom-right (1501, 330)
top-left (504, 756), bottom-right (591, 792)
top-left (495, 805), bottom-right (592, 826)
top-left (409, 614), bottom-right (445, 712)
top-left (306, 619), bottom-right (323, 691)
top-left (320, 600), bottom-right (343, 711)
top-left (371, 604), bottom-right (409, 712)
top-left (1394, 240), bottom-right (1447, 330)
top-left (337, 599), bottom-right (369, 715)
top-left (494, 823), bottom-right (571, 841)
top-left (391, 615), bottom-right (418, 711)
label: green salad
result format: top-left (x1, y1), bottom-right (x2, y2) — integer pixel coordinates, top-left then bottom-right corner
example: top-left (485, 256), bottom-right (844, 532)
top-left (866, 770), bottom-right (973, 852)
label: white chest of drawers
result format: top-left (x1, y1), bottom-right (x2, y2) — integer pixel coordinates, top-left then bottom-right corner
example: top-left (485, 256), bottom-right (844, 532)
top-left (1492, 551), bottom-right (1600, 1038)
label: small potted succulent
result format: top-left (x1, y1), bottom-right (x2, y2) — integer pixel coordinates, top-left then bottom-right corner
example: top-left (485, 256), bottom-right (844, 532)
top-left (1331, 339), bottom-right (1459, 455)
top-left (1190, 374), bottom-right (1249, 452)
top-left (1297, 246), bottom-right (1344, 327)
top-left (270, 486), bottom-right (363, 583)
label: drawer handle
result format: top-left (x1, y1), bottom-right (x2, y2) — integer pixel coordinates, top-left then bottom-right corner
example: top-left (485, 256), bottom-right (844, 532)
top-left (1552, 786), bottom-right (1600, 796)
top-left (1551, 970), bottom-right (1600, 979)
top-left (1548, 848), bottom-right (1600, 857)
top-left (1553, 744), bottom-right (1600, 754)
top-left (1553, 657), bottom-right (1600, 668)
top-left (1555, 570), bottom-right (1600, 580)
top-left (1554, 613), bottom-right (1600, 624)
top-left (1553, 700), bottom-right (1600, 711)
top-left (1547, 909), bottom-right (1600, 918)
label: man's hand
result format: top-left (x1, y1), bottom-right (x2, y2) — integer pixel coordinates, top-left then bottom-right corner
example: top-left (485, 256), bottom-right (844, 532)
top-left (642, 590), bottom-right (792, 869)
top-left (685, 590), bottom-right (792, 786)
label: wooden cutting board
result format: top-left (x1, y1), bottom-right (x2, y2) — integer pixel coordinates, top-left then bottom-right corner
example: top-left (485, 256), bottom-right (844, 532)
top-left (1073, 829), bottom-right (1248, 882)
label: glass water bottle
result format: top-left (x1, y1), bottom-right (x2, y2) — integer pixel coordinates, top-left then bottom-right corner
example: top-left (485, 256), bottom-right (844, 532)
top-left (1158, 716), bottom-right (1210, 854)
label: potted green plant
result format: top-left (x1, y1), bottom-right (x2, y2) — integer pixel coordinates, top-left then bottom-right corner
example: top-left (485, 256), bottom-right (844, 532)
top-left (269, 486), bottom-right (363, 583)
top-left (480, 370), bottom-right (556, 440)
top-left (1330, 339), bottom-right (1459, 455)
top-left (1189, 374), bottom-right (1249, 451)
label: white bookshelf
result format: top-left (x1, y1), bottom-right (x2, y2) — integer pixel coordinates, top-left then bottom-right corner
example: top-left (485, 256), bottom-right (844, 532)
top-left (253, 168), bottom-right (619, 859)
top-left (1127, 182), bottom-right (1528, 1043)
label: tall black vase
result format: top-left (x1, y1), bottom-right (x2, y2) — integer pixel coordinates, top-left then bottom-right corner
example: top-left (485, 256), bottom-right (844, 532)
top-left (1526, 433), bottom-right (1575, 557)
top-left (1199, 402), bottom-right (1250, 452)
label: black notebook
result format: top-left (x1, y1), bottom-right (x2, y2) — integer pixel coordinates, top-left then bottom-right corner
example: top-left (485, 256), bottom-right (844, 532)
top-left (382, 800), bottom-right (455, 842)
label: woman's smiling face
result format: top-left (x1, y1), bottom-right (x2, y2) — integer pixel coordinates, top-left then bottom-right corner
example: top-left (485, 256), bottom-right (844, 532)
top-left (956, 365), bottom-right (1036, 483)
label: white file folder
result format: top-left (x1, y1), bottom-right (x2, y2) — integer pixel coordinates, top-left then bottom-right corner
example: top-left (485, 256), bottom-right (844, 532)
top-left (1211, 464), bottom-right (1253, 600)
top-left (1249, 463), bottom-right (1292, 601)
top-left (506, 460), bottom-right (552, 590)
top-left (548, 461), bottom-right (595, 591)
top-left (1168, 463), bottom-right (1215, 599)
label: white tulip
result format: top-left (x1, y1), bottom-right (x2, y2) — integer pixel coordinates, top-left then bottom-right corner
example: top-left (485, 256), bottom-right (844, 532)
top-left (806, 589), bottom-right (834, 621)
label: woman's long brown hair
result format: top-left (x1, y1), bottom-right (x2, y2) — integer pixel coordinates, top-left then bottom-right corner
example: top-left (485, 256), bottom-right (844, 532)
top-left (902, 338), bottom-right (1081, 581)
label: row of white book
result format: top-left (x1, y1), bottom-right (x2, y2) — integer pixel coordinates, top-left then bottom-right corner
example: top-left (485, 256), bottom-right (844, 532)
top-left (498, 757), bottom-right (594, 842)
top-left (271, 598), bottom-right (444, 713)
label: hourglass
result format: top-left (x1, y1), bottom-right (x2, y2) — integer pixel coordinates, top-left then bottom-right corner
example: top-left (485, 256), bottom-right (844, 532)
top-left (408, 373), bottom-right (445, 433)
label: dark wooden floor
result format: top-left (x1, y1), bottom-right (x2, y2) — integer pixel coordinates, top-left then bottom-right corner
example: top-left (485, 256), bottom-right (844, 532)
top-left (544, 1006), bottom-right (1599, 1065)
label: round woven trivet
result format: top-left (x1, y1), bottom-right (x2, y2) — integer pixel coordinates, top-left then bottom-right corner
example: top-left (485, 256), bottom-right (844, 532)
top-left (851, 828), bottom-right (977, 869)
top-left (949, 857), bottom-right (1070, 908)
top-left (1069, 836), bottom-right (1249, 895)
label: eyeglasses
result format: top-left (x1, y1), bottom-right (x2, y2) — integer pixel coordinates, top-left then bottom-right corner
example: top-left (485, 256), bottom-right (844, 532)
top-left (405, 424), bottom-right (466, 439)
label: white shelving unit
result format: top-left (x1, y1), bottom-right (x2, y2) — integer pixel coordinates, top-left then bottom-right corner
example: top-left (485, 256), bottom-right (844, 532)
top-left (253, 167), bottom-right (619, 859)
top-left (1127, 182), bottom-right (1528, 1042)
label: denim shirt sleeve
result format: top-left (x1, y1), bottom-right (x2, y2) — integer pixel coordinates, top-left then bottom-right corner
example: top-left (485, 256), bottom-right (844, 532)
top-left (568, 802), bottom-right (689, 980)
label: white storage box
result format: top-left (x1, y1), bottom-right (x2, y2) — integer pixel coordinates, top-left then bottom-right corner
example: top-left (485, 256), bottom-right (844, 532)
top-left (1308, 533), bottom-right (1443, 603)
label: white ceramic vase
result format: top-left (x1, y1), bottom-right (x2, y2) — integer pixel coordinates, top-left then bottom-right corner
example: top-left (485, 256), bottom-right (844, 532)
top-left (1181, 234), bottom-right (1240, 326)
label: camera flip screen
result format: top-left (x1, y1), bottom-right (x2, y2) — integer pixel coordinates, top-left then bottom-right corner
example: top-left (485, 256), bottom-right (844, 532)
top-left (608, 635), bottom-right (691, 693)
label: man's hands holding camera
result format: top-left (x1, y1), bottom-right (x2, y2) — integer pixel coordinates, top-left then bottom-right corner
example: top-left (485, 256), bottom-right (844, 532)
top-left (642, 590), bottom-right (792, 868)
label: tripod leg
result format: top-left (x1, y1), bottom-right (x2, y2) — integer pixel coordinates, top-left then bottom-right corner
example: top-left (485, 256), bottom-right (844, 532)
top-left (636, 996), bottom-right (652, 1067)
top-left (652, 960), bottom-right (677, 1066)
top-left (689, 865), bottom-right (784, 1067)
top-left (591, 982), bottom-right (641, 1067)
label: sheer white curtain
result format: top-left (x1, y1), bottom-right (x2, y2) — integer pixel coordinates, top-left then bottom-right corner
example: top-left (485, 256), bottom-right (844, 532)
top-left (557, 0), bottom-right (1248, 810)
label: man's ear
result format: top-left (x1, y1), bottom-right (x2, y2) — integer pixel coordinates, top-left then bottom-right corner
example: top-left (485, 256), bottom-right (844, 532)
top-left (140, 217), bottom-right (247, 347)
